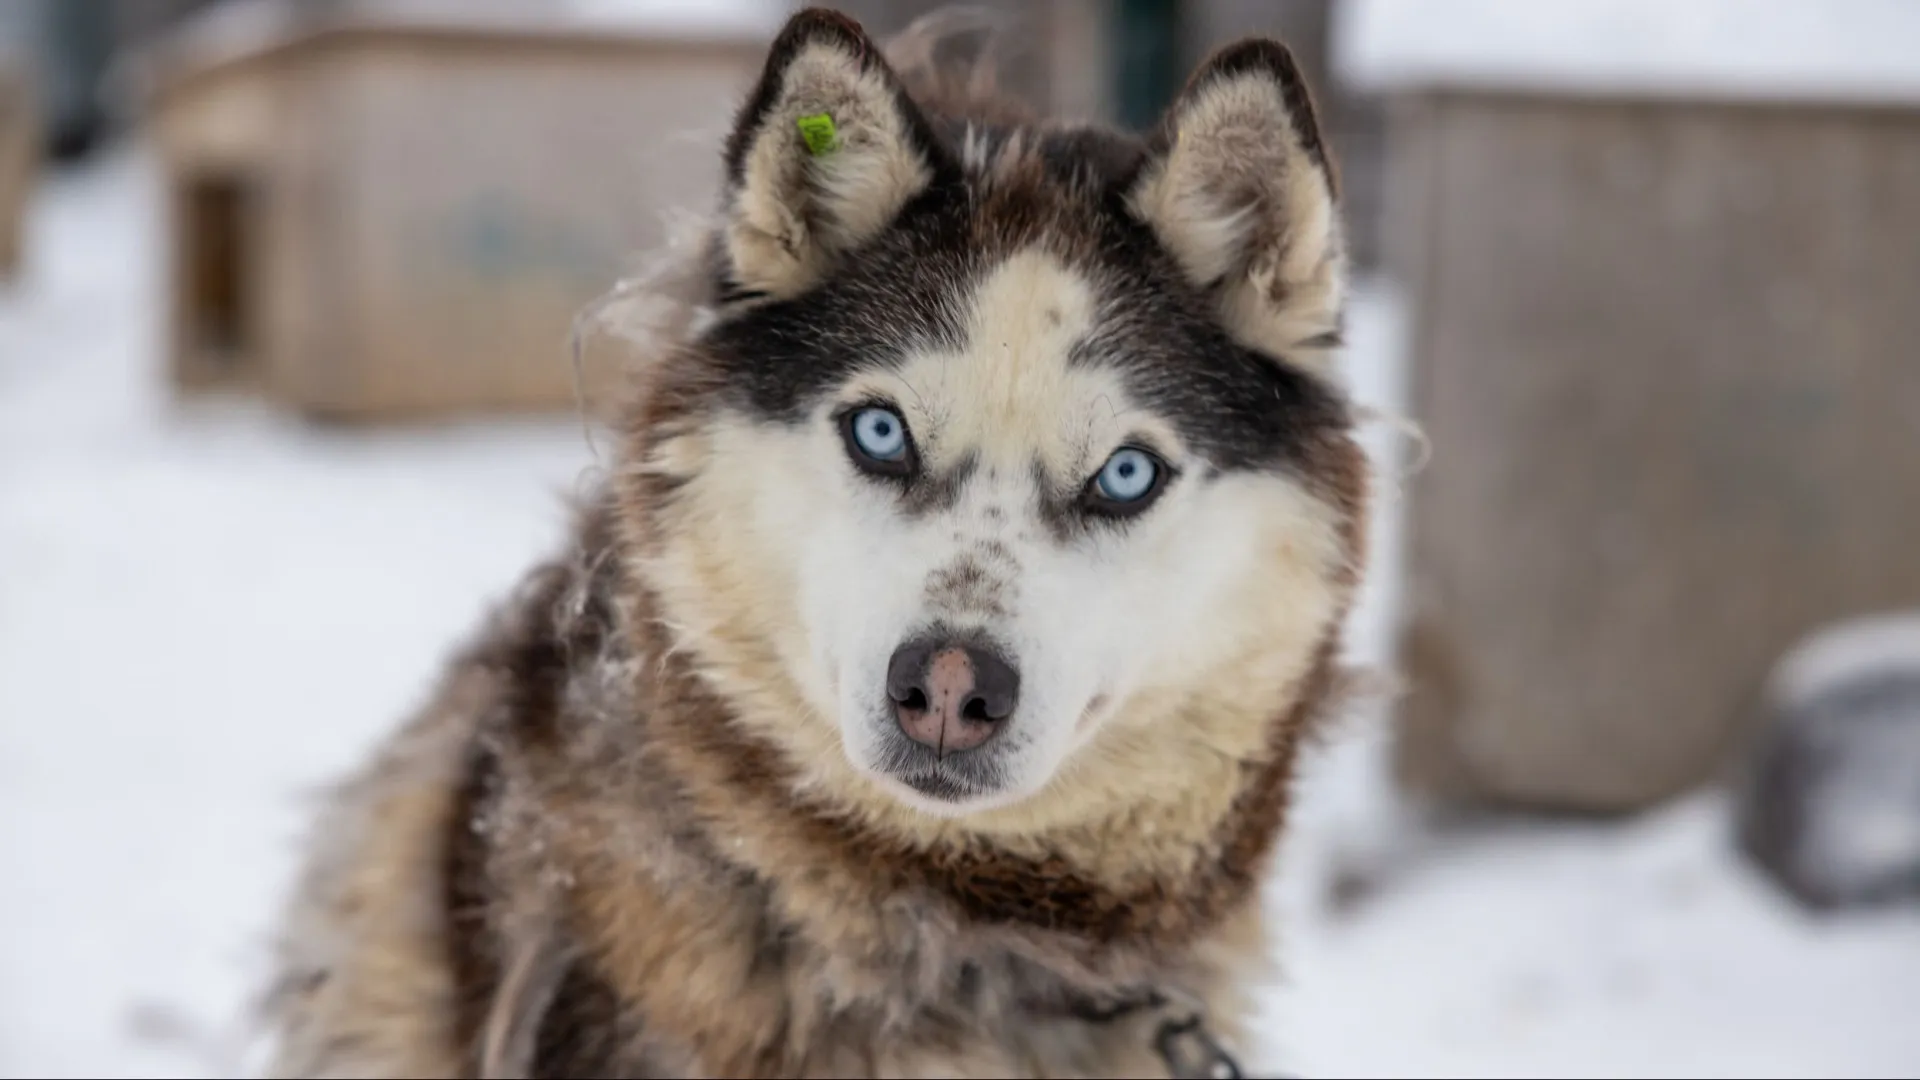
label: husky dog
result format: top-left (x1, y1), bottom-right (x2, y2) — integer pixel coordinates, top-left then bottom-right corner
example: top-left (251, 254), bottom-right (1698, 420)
top-left (261, 7), bottom-right (1369, 1077)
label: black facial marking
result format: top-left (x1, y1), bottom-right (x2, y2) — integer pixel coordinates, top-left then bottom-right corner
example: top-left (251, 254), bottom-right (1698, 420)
top-left (693, 110), bottom-right (1350, 496)
top-left (700, 186), bottom-right (973, 423)
top-left (976, 539), bottom-right (1018, 569)
top-left (1070, 208), bottom-right (1352, 476)
top-left (1031, 457), bottom-right (1085, 542)
top-left (900, 453), bottom-right (977, 517)
top-left (924, 554), bottom-right (1010, 618)
top-left (1038, 125), bottom-right (1150, 193)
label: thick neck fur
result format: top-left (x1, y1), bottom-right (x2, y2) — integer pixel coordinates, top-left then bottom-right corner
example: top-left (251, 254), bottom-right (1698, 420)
top-left (442, 471), bottom-right (1358, 1075)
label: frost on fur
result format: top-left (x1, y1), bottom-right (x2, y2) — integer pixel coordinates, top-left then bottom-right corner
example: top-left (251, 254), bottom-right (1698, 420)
top-left (1128, 39), bottom-right (1348, 378)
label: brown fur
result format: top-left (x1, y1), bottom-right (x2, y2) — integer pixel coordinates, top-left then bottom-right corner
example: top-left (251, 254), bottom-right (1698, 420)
top-left (265, 493), bottom-right (1360, 1077)
top-left (261, 9), bottom-right (1368, 1078)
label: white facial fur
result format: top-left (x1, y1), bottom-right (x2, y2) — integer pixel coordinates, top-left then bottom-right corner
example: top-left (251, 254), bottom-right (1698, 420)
top-left (640, 248), bottom-right (1348, 822)
top-left (806, 250), bottom-right (1157, 815)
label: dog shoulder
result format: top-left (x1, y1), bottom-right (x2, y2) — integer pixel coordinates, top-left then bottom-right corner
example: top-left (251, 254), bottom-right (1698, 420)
top-left (259, 519), bottom-right (612, 1078)
top-left (260, 671), bottom-right (482, 1077)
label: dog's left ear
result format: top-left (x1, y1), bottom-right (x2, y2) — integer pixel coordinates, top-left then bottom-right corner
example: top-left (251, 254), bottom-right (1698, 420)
top-left (718, 8), bottom-right (951, 301)
top-left (1127, 40), bottom-right (1346, 375)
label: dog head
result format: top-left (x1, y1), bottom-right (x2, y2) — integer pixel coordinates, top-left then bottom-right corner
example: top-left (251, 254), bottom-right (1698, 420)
top-left (624, 9), bottom-right (1366, 827)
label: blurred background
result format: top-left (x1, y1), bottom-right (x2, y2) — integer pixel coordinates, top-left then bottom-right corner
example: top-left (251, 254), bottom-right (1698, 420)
top-left (2, 1), bottom-right (1918, 1076)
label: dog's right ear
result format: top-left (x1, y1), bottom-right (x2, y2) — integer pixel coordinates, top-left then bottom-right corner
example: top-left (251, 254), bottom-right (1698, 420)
top-left (718, 8), bottom-right (949, 301)
top-left (1126, 39), bottom-right (1347, 376)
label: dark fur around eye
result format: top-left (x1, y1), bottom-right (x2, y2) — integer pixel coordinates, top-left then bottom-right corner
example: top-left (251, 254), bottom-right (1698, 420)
top-left (836, 402), bottom-right (919, 480)
top-left (1080, 446), bottom-right (1174, 519)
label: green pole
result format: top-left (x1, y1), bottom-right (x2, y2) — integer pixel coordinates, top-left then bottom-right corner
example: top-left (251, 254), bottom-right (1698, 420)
top-left (1111, 0), bottom-right (1184, 132)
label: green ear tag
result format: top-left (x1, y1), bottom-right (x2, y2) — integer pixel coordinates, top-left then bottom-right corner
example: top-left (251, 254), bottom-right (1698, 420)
top-left (796, 112), bottom-right (839, 156)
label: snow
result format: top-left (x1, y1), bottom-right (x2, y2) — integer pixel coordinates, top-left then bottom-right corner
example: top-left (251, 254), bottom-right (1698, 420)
top-left (1335, 0), bottom-right (1920, 107)
top-left (3, 148), bottom-right (1919, 1080)
top-left (1766, 612), bottom-right (1920, 713)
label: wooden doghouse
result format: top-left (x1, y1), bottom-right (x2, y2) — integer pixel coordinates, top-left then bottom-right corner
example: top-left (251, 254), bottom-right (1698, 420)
top-left (0, 51), bottom-right (38, 281)
top-left (1342, 0), bottom-right (1920, 813)
top-left (141, 2), bottom-right (778, 420)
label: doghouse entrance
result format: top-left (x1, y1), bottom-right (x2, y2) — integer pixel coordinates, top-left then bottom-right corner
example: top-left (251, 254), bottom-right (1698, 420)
top-left (178, 173), bottom-right (257, 385)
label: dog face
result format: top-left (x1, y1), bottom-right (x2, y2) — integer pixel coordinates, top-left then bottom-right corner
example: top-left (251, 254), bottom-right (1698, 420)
top-left (628, 10), bottom-right (1365, 824)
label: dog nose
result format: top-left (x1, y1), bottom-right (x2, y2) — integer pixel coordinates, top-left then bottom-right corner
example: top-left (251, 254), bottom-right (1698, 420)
top-left (886, 637), bottom-right (1020, 758)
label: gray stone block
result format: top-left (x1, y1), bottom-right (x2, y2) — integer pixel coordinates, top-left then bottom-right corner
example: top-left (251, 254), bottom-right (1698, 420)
top-left (1735, 614), bottom-right (1920, 911)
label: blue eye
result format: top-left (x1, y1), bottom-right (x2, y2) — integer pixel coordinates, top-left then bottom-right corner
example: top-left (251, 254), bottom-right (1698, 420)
top-left (848, 406), bottom-right (910, 464)
top-left (1094, 447), bottom-right (1160, 504)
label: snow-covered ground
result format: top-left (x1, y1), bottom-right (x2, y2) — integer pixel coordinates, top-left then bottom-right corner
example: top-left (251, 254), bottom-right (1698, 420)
top-left (2, 150), bottom-right (1917, 1080)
